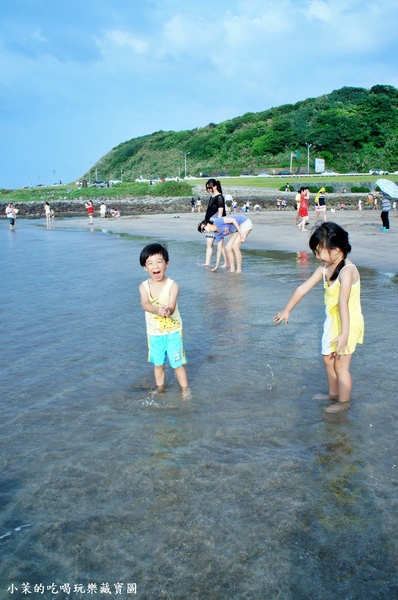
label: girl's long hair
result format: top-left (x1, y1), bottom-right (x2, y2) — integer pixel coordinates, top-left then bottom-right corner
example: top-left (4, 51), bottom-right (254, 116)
top-left (206, 178), bottom-right (223, 195)
top-left (309, 222), bottom-right (352, 281)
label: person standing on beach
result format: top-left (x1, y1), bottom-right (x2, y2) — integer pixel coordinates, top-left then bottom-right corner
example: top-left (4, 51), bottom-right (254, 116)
top-left (380, 193), bottom-right (391, 231)
top-left (139, 242), bottom-right (191, 400)
top-left (202, 179), bottom-right (227, 266)
top-left (198, 214), bottom-right (252, 273)
top-left (295, 188), bottom-right (301, 224)
top-left (314, 187), bottom-right (327, 224)
top-left (297, 187), bottom-right (309, 230)
top-left (274, 222), bottom-right (364, 413)
top-left (100, 202), bottom-right (107, 218)
top-left (85, 200), bottom-right (94, 224)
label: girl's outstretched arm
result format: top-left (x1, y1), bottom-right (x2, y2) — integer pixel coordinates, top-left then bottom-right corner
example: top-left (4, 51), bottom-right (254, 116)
top-left (211, 239), bottom-right (224, 271)
top-left (274, 266), bottom-right (323, 325)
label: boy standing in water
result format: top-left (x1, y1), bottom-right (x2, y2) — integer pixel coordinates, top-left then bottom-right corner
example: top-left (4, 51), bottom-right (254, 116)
top-left (139, 242), bottom-right (191, 399)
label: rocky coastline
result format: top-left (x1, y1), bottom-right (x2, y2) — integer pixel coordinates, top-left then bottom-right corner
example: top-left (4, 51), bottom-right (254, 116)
top-left (1, 185), bottom-right (373, 218)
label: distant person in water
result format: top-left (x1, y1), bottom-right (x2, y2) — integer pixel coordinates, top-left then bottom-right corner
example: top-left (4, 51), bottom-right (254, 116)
top-left (85, 201), bottom-right (94, 224)
top-left (198, 214), bottom-right (252, 273)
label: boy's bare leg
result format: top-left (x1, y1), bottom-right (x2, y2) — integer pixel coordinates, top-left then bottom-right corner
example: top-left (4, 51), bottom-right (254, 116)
top-left (153, 365), bottom-right (166, 393)
top-left (175, 366), bottom-right (191, 399)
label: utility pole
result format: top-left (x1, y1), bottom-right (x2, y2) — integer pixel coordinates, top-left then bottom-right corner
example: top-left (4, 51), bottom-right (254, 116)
top-left (306, 143), bottom-right (312, 174)
top-left (180, 151), bottom-right (191, 178)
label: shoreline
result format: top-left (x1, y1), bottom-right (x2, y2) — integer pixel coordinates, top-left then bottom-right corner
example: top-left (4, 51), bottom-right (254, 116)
top-left (45, 209), bottom-right (397, 274)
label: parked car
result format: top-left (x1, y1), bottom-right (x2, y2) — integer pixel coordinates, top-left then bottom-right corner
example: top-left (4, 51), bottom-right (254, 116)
top-left (278, 170), bottom-right (292, 175)
top-left (257, 172), bottom-right (273, 177)
top-left (369, 168), bottom-right (388, 175)
top-left (321, 170), bottom-right (339, 176)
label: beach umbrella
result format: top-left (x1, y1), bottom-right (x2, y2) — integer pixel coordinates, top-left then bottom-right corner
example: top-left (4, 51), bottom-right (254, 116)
top-left (376, 179), bottom-right (398, 198)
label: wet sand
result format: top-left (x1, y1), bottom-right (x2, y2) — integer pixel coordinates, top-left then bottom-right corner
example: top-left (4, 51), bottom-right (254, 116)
top-left (57, 209), bottom-right (398, 274)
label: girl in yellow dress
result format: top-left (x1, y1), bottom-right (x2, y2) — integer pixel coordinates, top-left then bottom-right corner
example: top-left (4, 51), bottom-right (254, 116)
top-left (274, 222), bottom-right (364, 413)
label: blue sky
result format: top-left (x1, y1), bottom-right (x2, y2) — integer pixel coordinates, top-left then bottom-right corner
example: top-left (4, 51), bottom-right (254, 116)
top-left (1, 0), bottom-right (398, 189)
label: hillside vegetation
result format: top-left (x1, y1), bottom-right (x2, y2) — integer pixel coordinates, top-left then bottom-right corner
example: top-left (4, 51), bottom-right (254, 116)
top-left (87, 85), bottom-right (398, 182)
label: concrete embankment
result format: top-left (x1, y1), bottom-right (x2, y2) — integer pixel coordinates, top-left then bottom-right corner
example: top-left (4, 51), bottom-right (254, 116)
top-left (1, 187), bottom-right (370, 217)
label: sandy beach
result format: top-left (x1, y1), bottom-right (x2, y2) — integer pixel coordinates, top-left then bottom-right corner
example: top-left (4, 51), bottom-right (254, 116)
top-left (57, 208), bottom-right (398, 274)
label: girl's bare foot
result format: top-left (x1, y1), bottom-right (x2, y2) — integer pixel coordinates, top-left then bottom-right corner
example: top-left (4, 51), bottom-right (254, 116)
top-left (324, 401), bottom-right (350, 413)
top-left (312, 393), bottom-right (338, 401)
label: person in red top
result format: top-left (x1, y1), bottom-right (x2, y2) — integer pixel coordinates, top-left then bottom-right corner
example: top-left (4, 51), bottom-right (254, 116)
top-left (85, 201), bottom-right (94, 224)
top-left (297, 187), bottom-right (309, 231)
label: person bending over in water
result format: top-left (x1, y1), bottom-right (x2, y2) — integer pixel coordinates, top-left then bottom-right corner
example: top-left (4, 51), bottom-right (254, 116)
top-left (274, 222), bottom-right (364, 413)
top-left (198, 214), bottom-right (253, 273)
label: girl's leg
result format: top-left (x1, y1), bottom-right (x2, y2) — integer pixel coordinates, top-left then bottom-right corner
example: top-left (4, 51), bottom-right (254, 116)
top-left (323, 353), bottom-right (353, 413)
top-left (225, 233), bottom-right (240, 272)
top-left (333, 353), bottom-right (352, 403)
top-left (323, 353), bottom-right (339, 398)
top-left (205, 237), bottom-right (214, 266)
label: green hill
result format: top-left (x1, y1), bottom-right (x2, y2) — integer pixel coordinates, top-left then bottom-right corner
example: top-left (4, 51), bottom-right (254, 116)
top-left (86, 85), bottom-right (398, 181)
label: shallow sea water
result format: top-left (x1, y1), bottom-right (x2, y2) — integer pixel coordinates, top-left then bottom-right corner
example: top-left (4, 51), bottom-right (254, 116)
top-left (1, 219), bottom-right (397, 599)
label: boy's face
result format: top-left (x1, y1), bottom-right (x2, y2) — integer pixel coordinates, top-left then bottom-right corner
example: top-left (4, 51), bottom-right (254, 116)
top-left (144, 253), bottom-right (168, 281)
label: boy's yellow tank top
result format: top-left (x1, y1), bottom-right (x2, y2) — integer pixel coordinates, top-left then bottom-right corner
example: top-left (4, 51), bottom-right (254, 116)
top-left (322, 264), bottom-right (364, 354)
top-left (143, 278), bottom-right (182, 336)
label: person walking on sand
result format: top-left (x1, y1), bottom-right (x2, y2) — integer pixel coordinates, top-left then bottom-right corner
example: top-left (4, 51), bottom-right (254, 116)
top-left (314, 187), bottom-right (327, 224)
top-left (198, 214), bottom-right (252, 273)
top-left (100, 202), bottom-right (107, 218)
top-left (139, 242), bottom-right (191, 400)
top-left (85, 201), bottom-right (94, 224)
top-left (274, 222), bottom-right (364, 413)
top-left (202, 179), bottom-right (227, 267)
top-left (380, 193), bottom-right (391, 231)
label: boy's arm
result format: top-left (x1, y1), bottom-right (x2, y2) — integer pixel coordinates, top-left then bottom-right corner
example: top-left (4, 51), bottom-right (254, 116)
top-left (211, 239), bottom-right (224, 271)
top-left (166, 281), bottom-right (179, 315)
top-left (139, 283), bottom-right (169, 316)
top-left (274, 266), bottom-right (323, 324)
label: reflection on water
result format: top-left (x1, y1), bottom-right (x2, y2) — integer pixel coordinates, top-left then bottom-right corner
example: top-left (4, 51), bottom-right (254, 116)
top-left (0, 220), bottom-right (397, 599)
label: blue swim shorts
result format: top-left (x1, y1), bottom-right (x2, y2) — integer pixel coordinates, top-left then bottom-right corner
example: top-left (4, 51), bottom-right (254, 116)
top-left (148, 330), bottom-right (187, 368)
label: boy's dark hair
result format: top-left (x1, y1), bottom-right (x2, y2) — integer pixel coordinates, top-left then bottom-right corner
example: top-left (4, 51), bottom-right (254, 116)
top-left (139, 242), bottom-right (169, 266)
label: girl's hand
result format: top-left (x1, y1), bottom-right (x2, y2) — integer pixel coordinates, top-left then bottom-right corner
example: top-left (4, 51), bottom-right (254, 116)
top-left (331, 334), bottom-right (349, 355)
top-left (273, 310), bottom-right (289, 325)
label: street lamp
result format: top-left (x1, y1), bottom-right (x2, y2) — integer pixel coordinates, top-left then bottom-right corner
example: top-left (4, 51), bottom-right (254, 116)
top-left (306, 143), bottom-right (312, 174)
top-left (180, 151), bottom-right (190, 178)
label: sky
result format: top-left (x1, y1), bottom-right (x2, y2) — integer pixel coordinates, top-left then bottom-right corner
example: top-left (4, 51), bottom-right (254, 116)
top-left (1, 0), bottom-right (398, 189)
